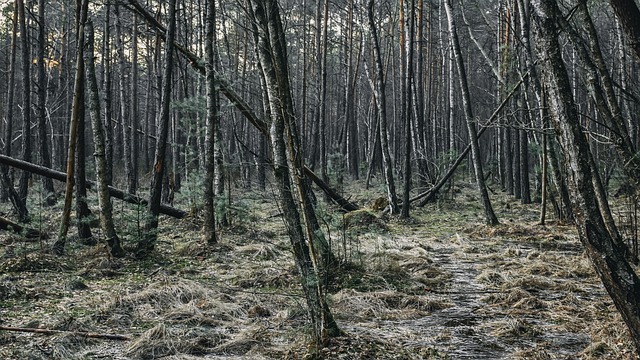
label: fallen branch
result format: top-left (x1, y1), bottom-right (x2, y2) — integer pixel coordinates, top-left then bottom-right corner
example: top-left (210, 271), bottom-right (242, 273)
top-left (0, 325), bottom-right (130, 341)
top-left (0, 154), bottom-right (186, 219)
top-left (413, 73), bottom-right (528, 206)
top-left (0, 216), bottom-right (46, 239)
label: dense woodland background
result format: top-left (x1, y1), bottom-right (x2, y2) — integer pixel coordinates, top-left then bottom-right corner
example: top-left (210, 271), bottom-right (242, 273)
top-left (2, 0), bottom-right (640, 357)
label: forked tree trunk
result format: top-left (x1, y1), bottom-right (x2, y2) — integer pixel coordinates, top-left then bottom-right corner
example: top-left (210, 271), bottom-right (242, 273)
top-left (532, 0), bottom-right (640, 351)
top-left (139, 0), bottom-right (177, 257)
top-left (54, 0), bottom-right (89, 255)
top-left (247, 0), bottom-right (340, 346)
top-left (84, 21), bottom-right (125, 257)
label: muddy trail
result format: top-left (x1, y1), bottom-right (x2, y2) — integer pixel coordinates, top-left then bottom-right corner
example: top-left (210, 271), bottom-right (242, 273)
top-left (0, 184), bottom-right (637, 359)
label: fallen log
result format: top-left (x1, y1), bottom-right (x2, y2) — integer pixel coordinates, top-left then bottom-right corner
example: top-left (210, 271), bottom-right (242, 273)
top-left (0, 216), bottom-right (46, 239)
top-left (0, 325), bottom-right (130, 341)
top-left (0, 154), bottom-right (186, 219)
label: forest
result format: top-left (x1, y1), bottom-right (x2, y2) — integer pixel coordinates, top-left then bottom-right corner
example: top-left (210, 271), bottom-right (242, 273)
top-left (1, 0), bottom-right (640, 358)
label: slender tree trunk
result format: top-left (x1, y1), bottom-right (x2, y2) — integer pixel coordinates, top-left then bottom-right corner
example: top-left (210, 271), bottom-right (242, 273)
top-left (36, 0), bottom-right (56, 206)
top-left (139, 0), bottom-right (177, 257)
top-left (17, 0), bottom-right (32, 203)
top-left (102, 3), bottom-right (114, 185)
top-left (54, 0), bottom-right (89, 255)
top-left (444, 0), bottom-right (499, 225)
top-left (1, 5), bottom-right (28, 222)
top-left (368, 0), bottom-right (399, 214)
top-left (130, 15), bottom-right (140, 194)
top-left (84, 21), bottom-right (125, 258)
top-left (532, 0), bottom-right (640, 351)
top-left (401, 0), bottom-right (415, 218)
top-left (115, 5), bottom-right (132, 193)
top-left (202, 0), bottom-right (218, 245)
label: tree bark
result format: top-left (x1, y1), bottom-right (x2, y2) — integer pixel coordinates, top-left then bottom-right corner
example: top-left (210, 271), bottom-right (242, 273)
top-left (532, 0), bottom-right (640, 351)
top-left (248, 0), bottom-right (340, 345)
top-left (36, 0), bottom-right (56, 206)
top-left (54, 0), bottom-right (89, 255)
top-left (17, 0), bottom-right (32, 203)
top-left (202, 0), bottom-right (219, 245)
top-left (368, 0), bottom-right (399, 214)
top-left (85, 21), bottom-right (125, 258)
top-left (139, 0), bottom-right (177, 257)
top-left (444, 0), bottom-right (499, 225)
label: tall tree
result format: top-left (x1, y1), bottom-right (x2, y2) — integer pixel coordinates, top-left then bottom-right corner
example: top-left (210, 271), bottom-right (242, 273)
top-left (367, 0), bottom-right (399, 214)
top-left (531, 0), bottom-right (640, 351)
top-left (84, 20), bottom-right (125, 258)
top-left (247, 0), bottom-right (340, 345)
top-left (54, 0), bottom-right (89, 254)
top-left (36, 0), bottom-right (56, 206)
top-left (444, 0), bottom-right (499, 225)
top-left (0, 4), bottom-right (28, 222)
top-left (17, 0), bottom-right (32, 203)
top-left (202, 0), bottom-right (218, 245)
top-left (139, 0), bottom-right (177, 256)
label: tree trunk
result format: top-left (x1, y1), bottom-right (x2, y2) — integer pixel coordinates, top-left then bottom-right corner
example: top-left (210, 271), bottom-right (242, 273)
top-left (202, 0), bottom-right (219, 245)
top-left (84, 21), bottom-right (125, 258)
top-left (36, 0), bottom-right (56, 206)
top-left (17, 0), bottom-right (32, 204)
top-left (532, 0), bottom-right (640, 351)
top-left (1, 5), bottom-right (29, 222)
top-left (444, 0), bottom-right (499, 225)
top-left (401, 0), bottom-right (415, 219)
top-left (139, 0), bottom-right (177, 257)
top-left (54, 0), bottom-right (89, 255)
top-left (247, 0), bottom-right (340, 345)
top-left (368, 0), bottom-right (399, 214)
top-left (115, 5), bottom-right (133, 194)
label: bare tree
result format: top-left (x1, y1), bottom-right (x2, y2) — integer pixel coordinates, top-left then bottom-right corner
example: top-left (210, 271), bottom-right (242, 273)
top-left (444, 0), bottom-right (498, 225)
top-left (84, 20), bottom-right (125, 258)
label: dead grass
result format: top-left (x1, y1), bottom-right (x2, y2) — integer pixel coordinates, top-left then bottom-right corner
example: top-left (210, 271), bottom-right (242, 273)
top-left (0, 182), bottom-right (637, 358)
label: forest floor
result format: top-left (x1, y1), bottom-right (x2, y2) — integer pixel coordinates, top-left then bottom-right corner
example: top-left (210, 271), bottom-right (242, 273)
top-left (0, 179), bottom-right (638, 359)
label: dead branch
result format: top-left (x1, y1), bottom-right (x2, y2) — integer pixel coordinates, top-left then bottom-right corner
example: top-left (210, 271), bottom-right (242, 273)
top-left (0, 154), bottom-right (186, 219)
top-left (0, 216), bottom-right (46, 239)
top-left (0, 325), bottom-right (130, 341)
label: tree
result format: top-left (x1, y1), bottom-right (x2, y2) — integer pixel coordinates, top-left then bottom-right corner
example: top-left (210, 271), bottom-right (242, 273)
top-left (138, 0), bottom-right (177, 256)
top-left (0, 3), bottom-right (28, 222)
top-left (54, 0), bottom-right (90, 255)
top-left (17, 0), bottom-right (32, 203)
top-left (202, 0), bottom-right (218, 245)
top-left (531, 0), bottom-right (640, 351)
top-left (444, 0), bottom-right (498, 225)
top-left (36, 0), bottom-right (56, 206)
top-left (84, 20), bottom-right (125, 258)
top-left (367, 0), bottom-right (399, 214)
top-left (247, 0), bottom-right (340, 345)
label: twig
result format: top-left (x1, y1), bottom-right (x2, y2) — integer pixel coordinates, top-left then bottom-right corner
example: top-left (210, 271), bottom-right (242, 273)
top-left (0, 325), bottom-right (130, 341)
